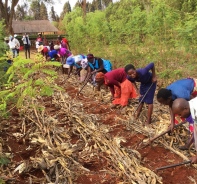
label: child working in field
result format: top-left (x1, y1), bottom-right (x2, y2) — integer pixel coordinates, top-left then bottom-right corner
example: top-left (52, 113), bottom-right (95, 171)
top-left (172, 98), bottom-right (197, 164)
top-left (124, 62), bottom-right (157, 125)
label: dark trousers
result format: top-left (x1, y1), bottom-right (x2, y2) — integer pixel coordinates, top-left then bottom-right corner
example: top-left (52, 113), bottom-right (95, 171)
top-left (16, 49), bottom-right (19, 55)
top-left (24, 44), bottom-right (30, 59)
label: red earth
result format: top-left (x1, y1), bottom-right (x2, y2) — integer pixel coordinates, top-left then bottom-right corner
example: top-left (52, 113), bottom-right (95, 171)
top-left (64, 81), bottom-right (197, 184)
top-left (1, 75), bottom-right (197, 184)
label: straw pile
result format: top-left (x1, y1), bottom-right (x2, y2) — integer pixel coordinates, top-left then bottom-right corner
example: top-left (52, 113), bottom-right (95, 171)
top-left (1, 73), bottom-right (196, 183)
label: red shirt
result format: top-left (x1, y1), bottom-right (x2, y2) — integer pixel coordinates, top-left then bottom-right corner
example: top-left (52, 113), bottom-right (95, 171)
top-left (43, 47), bottom-right (48, 53)
top-left (104, 68), bottom-right (127, 95)
top-left (62, 38), bottom-right (68, 43)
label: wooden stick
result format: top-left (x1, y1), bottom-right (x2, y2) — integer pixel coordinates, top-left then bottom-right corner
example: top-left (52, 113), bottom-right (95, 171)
top-left (140, 121), bottom-right (186, 148)
top-left (150, 121), bottom-right (186, 142)
top-left (156, 160), bottom-right (191, 171)
top-left (77, 74), bottom-right (92, 95)
top-left (133, 83), bottom-right (154, 115)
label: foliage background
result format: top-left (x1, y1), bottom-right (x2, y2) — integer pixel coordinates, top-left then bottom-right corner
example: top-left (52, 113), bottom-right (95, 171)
top-left (62, 0), bottom-right (197, 85)
top-left (0, 20), bottom-right (10, 86)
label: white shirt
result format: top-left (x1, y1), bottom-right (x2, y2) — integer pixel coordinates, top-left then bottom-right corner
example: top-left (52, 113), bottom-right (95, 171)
top-left (189, 97), bottom-right (197, 124)
top-left (13, 38), bottom-right (20, 49)
top-left (8, 39), bottom-right (16, 49)
top-left (81, 58), bottom-right (88, 69)
top-left (189, 97), bottom-right (197, 150)
top-left (73, 55), bottom-right (84, 63)
top-left (22, 36), bottom-right (31, 45)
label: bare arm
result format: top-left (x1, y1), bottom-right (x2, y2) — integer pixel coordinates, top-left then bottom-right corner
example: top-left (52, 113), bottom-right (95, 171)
top-left (92, 58), bottom-right (104, 74)
top-left (84, 66), bottom-right (92, 83)
top-left (68, 66), bottom-right (73, 77)
top-left (74, 68), bottom-right (82, 75)
top-left (169, 106), bottom-right (175, 131)
top-left (133, 82), bottom-right (140, 95)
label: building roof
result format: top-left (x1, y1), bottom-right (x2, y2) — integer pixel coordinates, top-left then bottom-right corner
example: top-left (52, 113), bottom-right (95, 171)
top-left (12, 20), bottom-right (59, 34)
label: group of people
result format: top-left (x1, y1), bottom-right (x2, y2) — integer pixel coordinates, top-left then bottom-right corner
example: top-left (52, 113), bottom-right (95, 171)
top-left (157, 78), bottom-right (197, 163)
top-left (37, 35), bottom-right (72, 64)
top-left (4, 33), bottom-right (197, 164)
top-left (71, 57), bottom-right (156, 125)
top-left (4, 33), bottom-right (31, 59)
top-left (59, 53), bottom-right (156, 125)
top-left (4, 33), bottom-right (71, 60)
top-left (55, 53), bottom-right (197, 164)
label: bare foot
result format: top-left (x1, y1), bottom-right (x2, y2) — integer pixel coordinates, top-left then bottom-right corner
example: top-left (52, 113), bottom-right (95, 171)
top-left (145, 119), bottom-right (152, 126)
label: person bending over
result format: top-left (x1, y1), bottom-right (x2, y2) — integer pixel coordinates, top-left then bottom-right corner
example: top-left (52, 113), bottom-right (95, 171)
top-left (125, 62), bottom-right (157, 125)
top-left (172, 98), bottom-right (197, 163)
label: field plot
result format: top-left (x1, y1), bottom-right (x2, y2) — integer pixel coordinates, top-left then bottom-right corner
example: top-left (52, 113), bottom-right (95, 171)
top-left (0, 68), bottom-right (197, 183)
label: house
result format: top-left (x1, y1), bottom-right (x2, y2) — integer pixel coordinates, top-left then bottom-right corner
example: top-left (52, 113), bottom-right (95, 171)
top-left (12, 20), bottom-right (59, 35)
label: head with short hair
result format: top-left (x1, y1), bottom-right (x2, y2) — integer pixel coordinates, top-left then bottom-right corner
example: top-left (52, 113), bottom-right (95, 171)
top-left (87, 53), bottom-right (94, 63)
top-left (157, 88), bottom-right (172, 105)
top-left (172, 98), bottom-right (190, 118)
top-left (124, 64), bottom-right (136, 79)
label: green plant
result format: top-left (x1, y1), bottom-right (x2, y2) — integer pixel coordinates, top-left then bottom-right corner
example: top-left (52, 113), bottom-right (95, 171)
top-left (58, 0), bottom-right (197, 85)
top-left (0, 156), bottom-right (10, 166)
top-left (0, 54), bottom-right (62, 115)
top-left (0, 178), bottom-right (5, 184)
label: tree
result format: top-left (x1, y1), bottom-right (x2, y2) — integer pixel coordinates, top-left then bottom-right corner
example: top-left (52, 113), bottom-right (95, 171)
top-left (92, 0), bottom-right (102, 11)
top-left (74, 0), bottom-right (81, 8)
top-left (40, 2), bottom-right (48, 20)
top-left (50, 6), bottom-right (59, 21)
top-left (102, 0), bottom-right (113, 8)
top-left (30, 1), bottom-right (41, 20)
top-left (0, 0), bottom-right (19, 33)
top-left (86, 2), bottom-right (92, 12)
top-left (60, 1), bottom-right (71, 20)
top-left (15, 3), bottom-right (28, 20)
top-left (0, 0), bottom-right (53, 33)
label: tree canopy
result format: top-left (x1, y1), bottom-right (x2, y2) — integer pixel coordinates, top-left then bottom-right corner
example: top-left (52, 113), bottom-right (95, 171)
top-left (0, 0), bottom-right (53, 33)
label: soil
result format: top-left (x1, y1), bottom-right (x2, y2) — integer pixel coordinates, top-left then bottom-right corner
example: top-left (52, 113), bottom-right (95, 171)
top-left (1, 70), bottom-right (197, 184)
top-left (63, 80), bottom-right (197, 184)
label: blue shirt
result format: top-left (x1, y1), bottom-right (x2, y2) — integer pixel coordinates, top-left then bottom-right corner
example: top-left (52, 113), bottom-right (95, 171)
top-left (48, 50), bottom-right (58, 59)
top-left (167, 78), bottom-right (194, 100)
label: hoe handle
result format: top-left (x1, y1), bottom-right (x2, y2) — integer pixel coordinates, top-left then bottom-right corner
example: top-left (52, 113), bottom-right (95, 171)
top-left (156, 160), bottom-right (191, 171)
top-left (149, 121), bottom-right (186, 143)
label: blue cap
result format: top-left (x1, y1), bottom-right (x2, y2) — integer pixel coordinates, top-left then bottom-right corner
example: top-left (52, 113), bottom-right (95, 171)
top-left (66, 57), bottom-right (75, 66)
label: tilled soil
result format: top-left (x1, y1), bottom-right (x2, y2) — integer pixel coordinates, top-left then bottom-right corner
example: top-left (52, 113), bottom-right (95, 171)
top-left (1, 73), bottom-right (197, 184)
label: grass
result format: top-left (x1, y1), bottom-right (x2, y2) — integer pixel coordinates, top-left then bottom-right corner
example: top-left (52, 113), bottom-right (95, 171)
top-left (71, 41), bottom-right (197, 87)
